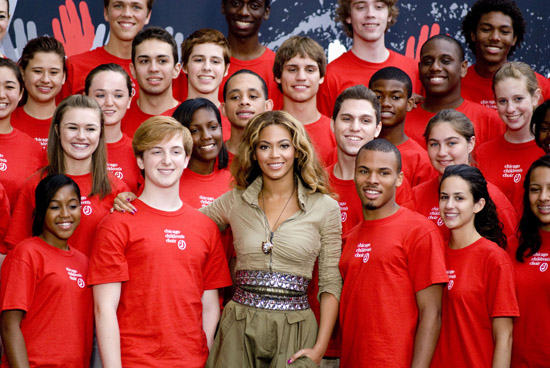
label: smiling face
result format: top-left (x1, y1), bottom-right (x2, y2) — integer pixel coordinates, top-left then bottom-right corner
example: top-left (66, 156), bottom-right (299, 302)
top-left (254, 124), bottom-right (296, 183)
top-left (0, 66), bottom-right (23, 122)
top-left (528, 166), bottom-right (550, 231)
top-left (184, 43), bottom-right (228, 97)
top-left (41, 185), bottom-right (81, 250)
top-left (276, 54), bottom-right (324, 104)
top-left (137, 133), bottom-right (189, 189)
top-left (0, 0), bottom-right (9, 44)
top-left (537, 110), bottom-right (550, 154)
top-left (472, 11), bottom-right (517, 65)
top-left (427, 122), bottom-right (474, 175)
top-left (222, 72), bottom-right (272, 128)
top-left (59, 107), bottom-right (102, 170)
top-left (88, 70), bottom-right (132, 127)
top-left (22, 52), bottom-right (66, 105)
top-left (222, 0), bottom-right (270, 39)
top-left (346, 0), bottom-right (391, 43)
top-left (332, 98), bottom-right (381, 157)
top-left (494, 76), bottom-right (540, 135)
top-left (370, 78), bottom-right (413, 128)
top-left (188, 107), bottom-right (223, 165)
top-left (354, 148), bottom-right (403, 220)
top-left (104, 0), bottom-right (151, 43)
top-left (439, 175), bottom-right (484, 232)
top-left (131, 39), bottom-right (181, 97)
top-left (419, 38), bottom-right (467, 97)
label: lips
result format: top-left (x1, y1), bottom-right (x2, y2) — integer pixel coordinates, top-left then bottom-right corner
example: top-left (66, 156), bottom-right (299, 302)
top-left (234, 20), bottom-right (253, 29)
top-left (267, 162), bottom-right (284, 169)
top-left (428, 76), bottom-right (446, 85)
top-left (56, 221), bottom-right (74, 230)
top-left (236, 110), bottom-right (255, 119)
top-left (199, 143), bottom-right (216, 151)
top-left (37, 86), bottom-right (53, 93)
top-left (380, 111), bottom-right (394, 118)
top-left (443, 212), bottom-right (459, 219)
top-left (538, 205), bottom-right (550, 214)
top-left (344, 135), bottom-right (363, 142)
top-left (71, 143), bottom-right (90, 150)
top-left (363, 187), bottom-right (381, 200)
top-left (118, 21), bottom-right (136, 30)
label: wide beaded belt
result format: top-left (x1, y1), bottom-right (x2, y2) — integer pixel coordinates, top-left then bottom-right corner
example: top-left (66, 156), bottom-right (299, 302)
top-left (232, 270), bottom-right (311, 311)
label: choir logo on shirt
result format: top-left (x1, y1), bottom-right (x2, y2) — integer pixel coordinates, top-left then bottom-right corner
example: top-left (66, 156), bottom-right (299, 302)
top-left (502, 164), bottom-right (522, 183)
top-left (338, 201), bottom-right (348, 223)
top-left (354, 243), bottom-right (371, 263)
top-left (0, 154), bottom-right (7, 171)
top-left (428, 206), bottom-right (444, 227)
top-left (66, 267), bottom-right (86, 288)
top-left (107, 163), bottom-right (124, 180)
top-left (81, 197), bottom-right (92, 216)
top-left (199, 195), bottom-right (215, 208)
top-left (447, 269), bottom-right (456, 290)
top-left (529, 252), bottom-right (550, 272)
top-left (164, 229), bottom-right (186, 250)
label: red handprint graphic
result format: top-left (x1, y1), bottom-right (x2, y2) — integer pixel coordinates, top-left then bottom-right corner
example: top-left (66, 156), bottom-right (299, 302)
top-left (52, 0), bottom-right (95, 57)
top-left (405, 23), bottom-right (441, 62)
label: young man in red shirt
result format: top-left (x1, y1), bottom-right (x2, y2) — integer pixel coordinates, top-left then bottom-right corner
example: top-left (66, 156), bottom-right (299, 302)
top-left (273, 36), bottom-right (335, 166)
top-left (89, 116), bottom-right (231, 367)
top-left (339, 138), bottom-right (448, 367)
top-left (63, 0), bottom-right (152, 97)
top-left (121, 27), bottom-right (182, 137)
top-left (461, 0), bottom-right (550, 109)
top-left (318, 0), bottom-right (420, 117)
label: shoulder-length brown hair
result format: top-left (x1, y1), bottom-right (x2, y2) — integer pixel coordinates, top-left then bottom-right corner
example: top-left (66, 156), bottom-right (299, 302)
top-left (231, 110), bottom-right (331, 195)
top-left (46, 95), bottom-right (111, 198)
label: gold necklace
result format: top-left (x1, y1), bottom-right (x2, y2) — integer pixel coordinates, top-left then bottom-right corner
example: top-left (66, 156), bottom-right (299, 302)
top-left (261, 185), bottom-right (296, 255)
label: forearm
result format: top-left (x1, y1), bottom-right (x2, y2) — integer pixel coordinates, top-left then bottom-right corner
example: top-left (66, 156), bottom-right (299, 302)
top-left (202, 289), bottom-right (221, 350)
top-left (313, 293), bottom-right (339, 357)
top-left (95, 306), bottom-right (122, 368)
top-left (492, 317), bottom-right (513, 368)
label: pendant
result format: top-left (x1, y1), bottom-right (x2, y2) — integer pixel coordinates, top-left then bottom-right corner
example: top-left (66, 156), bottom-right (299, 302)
top-left (262, 241), bottom-right (273, 255)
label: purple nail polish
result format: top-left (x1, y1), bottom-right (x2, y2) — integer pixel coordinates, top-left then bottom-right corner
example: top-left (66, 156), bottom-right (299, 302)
top-left (287, 359), bottom-right (292, 364)
top-left (127, 197), bottom-right (131, 202)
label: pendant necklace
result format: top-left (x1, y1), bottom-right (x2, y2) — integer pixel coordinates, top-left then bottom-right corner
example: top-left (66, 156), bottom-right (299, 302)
top-left (261, 185), bottom-right (296, 255)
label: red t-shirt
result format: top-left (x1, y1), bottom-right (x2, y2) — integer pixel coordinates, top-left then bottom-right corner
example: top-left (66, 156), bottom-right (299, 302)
top-left (107, 134), bottom-right (141, 194)
top-left (318, 50), bottom-right (421, 117)
top-left (509, 232), bottom-right (550, 367)
top-left (475, 135), bottom-right (545, 215)
top-left (121, 99), bottom-right (180, 138)
top-left (339, 207), bottom-right (448, 368)
top-left (413, 177), bottom-right (518, 242)
top-left (4, 172), bottom-right (129, 257)
top-left (397, 138), bottom-right (437, 187)
top-left (462, 65), bottom-right (550, 110)
top-left (404, 99), bottom-right (505, 149)
top-left (304, 114), bottom-right (337, 167)
top-left (431, 237), bottom-right (519, 368)
top-left (10, 107), bottom-right (50, 149)
top-left (0, 129), bottom-right (46, 214)
top-left (0, 237), bottom-right (93, 368)
top-left (179, 167), bottom-right (233, 209)
top-left (62, 46), bottom-right (138, 99)
top-left (173, 48), bottom-right (283, 110)
top-left (87, 199), bottom-right (232, 368)
top-left (0, 182), bottom-right (10, 254)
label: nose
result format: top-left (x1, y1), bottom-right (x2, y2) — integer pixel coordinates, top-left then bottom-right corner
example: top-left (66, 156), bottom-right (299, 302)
top-left (505, 101), bottom-right (515, 114)
top-left (349, 118), bottom-right (361, 131)
top-left (444, 197), bottom-right (455, 209)
top-left (541, 187), bottom-right (550, 201)
top-left (380, 95), bottom-right (391, 107)
top-left (437, 144), bottom-right (448, 157)
top-left (122, 4), bottom-right (132, 16)
top-left (41, 72), bottom-right (51, 83)
top-left (240, 95), bottom-right (251, 106)
top-left (430, 60), bottom-right (442, 72)
top-left (202, 59), bottom-right (212, 71)
top-left (489, 29), bottom-right (500, 42)
top-left (296, 68), bottom-right (306, 81)
top-left (76, 127), bottom-right (86, 140)
top-left (200, 126), bottom-right (212, 141)
top-left (149, 60), bottom-right (160, 72)
top-left (237, 3), bottom-right (250, 16)
top-left (104, 94), bottom-right (114, 106)
top-left (60, 204), bottom-right (70, 218)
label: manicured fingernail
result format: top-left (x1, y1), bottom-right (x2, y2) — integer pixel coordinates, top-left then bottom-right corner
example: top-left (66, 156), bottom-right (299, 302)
top-left (127, 198), bottom-right (131, 202)
top-left (288, 359), bottom-right (292, 364)
top-left (121, 209), bottom-right (125, 213)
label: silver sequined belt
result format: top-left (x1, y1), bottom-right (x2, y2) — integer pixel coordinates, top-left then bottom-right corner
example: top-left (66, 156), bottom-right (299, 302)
top-left (235, 270), bottom-right (310, 294)
top-left (232, 287), bottom-right (310, 311)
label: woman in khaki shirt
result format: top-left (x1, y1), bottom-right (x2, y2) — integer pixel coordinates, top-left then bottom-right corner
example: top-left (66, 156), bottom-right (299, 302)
top-left (202, 110), bottom-right (342, 368)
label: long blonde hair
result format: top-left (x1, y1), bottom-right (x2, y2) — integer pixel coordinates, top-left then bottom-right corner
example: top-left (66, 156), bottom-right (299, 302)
top-left (231, 111), bottom-right (331, 195)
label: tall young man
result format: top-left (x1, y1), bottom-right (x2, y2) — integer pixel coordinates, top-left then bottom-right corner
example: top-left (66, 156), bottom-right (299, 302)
top-left (273, 36), bottom-right (335, 166)
top-left (339, 138), bottom-right (448, 367)
top-left (121, 27), bottom-right (182, 137)
top-left (461, 0), bottom-right (550, 109)
top-left (405, 35), bottom-right (504, 149)
top-left (89, 116), bottom-right (231, 367)
top-left (63, 0), bottom-right (153, 97)
top-left (318, 0), bottom-right (420, 117)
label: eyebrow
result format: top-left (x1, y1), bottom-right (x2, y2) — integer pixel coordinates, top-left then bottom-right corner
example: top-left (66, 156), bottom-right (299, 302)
top-left (228, 87), bottom-right (260, 94)
top-left (137, 54), bottom-right (170, 59)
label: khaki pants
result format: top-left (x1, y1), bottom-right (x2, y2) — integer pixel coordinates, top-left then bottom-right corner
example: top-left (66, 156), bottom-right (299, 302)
top-left (206, 301), bottom-right (319, 368)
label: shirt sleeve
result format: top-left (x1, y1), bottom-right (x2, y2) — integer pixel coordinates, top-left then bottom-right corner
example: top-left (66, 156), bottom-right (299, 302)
top-left (486, 251), bottom-right (520, 318)
top-left (4, 181), bottom-right (35, 251)
top-left (199, 190), bottom-right (234, 232)
top-left (317, 196), bottom-right (343, 301)
top-left (202, 219), bottom-right (232, 291)
top-left (0, 253), bottom-right (36, 312)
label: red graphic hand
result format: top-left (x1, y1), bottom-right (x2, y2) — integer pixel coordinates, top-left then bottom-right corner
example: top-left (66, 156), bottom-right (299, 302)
top-left (405, 23), bottom-right (440, 62)
top-left (52, 0), bottom-right (95, 57)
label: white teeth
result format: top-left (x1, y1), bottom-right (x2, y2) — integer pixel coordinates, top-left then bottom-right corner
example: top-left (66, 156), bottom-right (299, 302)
top-left (445, 213), bottom-right (458, 218)
top-left (487, 46), bottom-right (500, 51)
top-left (200, 144), bottom-right (215, 149)
top-left (237, 112), bottom-right (253, 117)
top-left (72, 143), bottom-right (88, 148)
top-left (346, 136), bottom-right (362, 141)
top-left (199, 76), bottom-right (214, 80)
top-left (0, 103), bottom-right (8, 108)
top-left (430, 77), bottom-right (444, 82)
top-left (538, 206), bottom-right (550, 213)
top-left (380, 112), bottom-right (393, 117)
top-left (365, 190), bottom-right (379, 194)
top-left (235, 21), bottom-right (252, 27)
top-left (57, 222), bottom-right (72, 229)
top-left (364, 24), bottom-right (378, 28)
top-left (294, 85), bottom-right (308, 90)
top-left (268, 163), bottom-right (283, 168)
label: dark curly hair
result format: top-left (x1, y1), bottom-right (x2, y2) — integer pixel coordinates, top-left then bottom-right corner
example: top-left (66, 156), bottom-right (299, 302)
top-left (516, 155), bottom-right (550, 262)
top-left (530, 100), bottom-right (550, 152)
top-left (440, 164), bottom-right (506, 248)
top-left (462, 0), bottom-right (525, 57)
